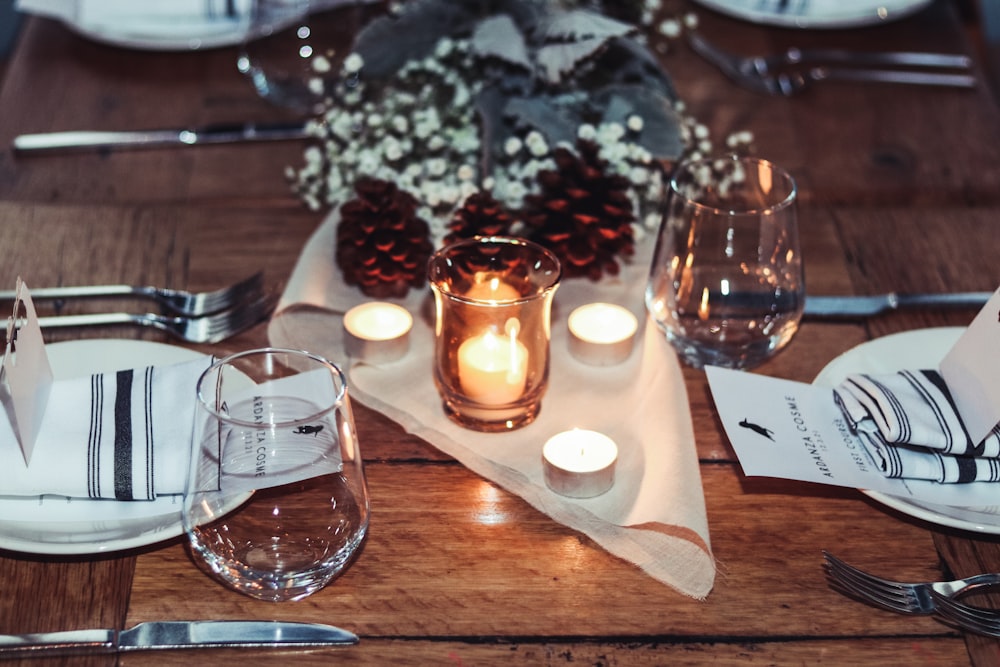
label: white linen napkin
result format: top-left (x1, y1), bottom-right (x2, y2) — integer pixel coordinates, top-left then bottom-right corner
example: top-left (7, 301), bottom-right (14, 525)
top-left (267, 209), bottom-right (716, 600)
top-left (834, 370), bottom-right (1000, 483)
top-left (1, 355), bottom-right (213, 500)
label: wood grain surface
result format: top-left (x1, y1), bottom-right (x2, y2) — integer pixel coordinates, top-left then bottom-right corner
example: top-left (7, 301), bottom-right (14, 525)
top-left (1, 1), bottom-right (999, 665)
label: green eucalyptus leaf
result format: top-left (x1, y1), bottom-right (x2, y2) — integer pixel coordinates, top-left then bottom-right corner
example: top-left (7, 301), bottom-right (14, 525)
top-left (471, 15), bottom-right (532, 70)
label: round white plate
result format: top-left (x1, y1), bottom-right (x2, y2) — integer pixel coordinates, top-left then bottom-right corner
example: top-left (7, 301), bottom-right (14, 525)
top-left (813, 327), bottom-right (1000, 535)
top-left (692, 0), bottom-right (932, 29)
top-left (0, 339), bottom-right (202, 555)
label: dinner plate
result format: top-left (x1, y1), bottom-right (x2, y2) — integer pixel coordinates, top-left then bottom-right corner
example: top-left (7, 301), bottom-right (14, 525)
top-left (692, 0), bottom-right (932, 29)
top-left (813, 327), bottom-right (1000, 535)
top-left (0, 339), bottom-right (206, 555)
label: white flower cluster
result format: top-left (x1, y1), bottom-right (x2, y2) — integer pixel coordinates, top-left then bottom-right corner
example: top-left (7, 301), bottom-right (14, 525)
top-left (290, 37), bottom-right (485, 242)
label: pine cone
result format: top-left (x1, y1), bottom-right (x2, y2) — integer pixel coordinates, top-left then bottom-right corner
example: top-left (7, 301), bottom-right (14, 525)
top-left (523, 139), bottom-right (635, 280)
top-left (336, 178), bottom-right (434, 298)
top-left (443, 191), bottom-right (514, 246)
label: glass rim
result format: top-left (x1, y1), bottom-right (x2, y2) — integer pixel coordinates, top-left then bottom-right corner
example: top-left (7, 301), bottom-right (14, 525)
top-left (427, 235), bottom-right (562, 304)
top-left (196, 346), bottom-right (348, 428)
top-left (669, 154), bottom-right (798, 217)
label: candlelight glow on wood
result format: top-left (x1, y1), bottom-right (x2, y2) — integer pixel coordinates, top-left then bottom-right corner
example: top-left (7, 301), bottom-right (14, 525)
top-left (542, 429), bottom-right (618, 498)
top-left (567, 302), bottom-right (638, 366)
top-left (343, 302), bottom-right (412, 363)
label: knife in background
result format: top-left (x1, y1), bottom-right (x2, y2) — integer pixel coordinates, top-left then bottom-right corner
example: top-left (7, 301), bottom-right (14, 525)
top-left (12, 121), bottom-right (311, 153)
top-left (0, 620), bottom-right (358, 657)
top-left (804, 292), bottom-right (994, 318)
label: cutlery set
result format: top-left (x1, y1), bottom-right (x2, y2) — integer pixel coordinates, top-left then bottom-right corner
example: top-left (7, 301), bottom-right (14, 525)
top-left (687, 31), bottom-right (976, 96)
top-left (825, 551), bottom-right (1000, 637)
top-left (2, 273), bottom-right (275, 343)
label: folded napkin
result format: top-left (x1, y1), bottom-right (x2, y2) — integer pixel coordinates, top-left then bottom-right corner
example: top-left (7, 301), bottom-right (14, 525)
top-left (1, 355), bottom-right (213, 500)
top-left (835, 369), bottom-right (1000, 483)
top-left (267, 209), bottom-right (716, 600)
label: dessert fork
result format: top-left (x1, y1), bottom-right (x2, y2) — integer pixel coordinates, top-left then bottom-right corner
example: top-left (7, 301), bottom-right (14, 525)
top-left (824, 551), bottom-right (1000, 615)
top-left (687, 31), bottom-right (976, 96)
top-left (0, 272), bottom-right (264, 317)
top-left (31, 292), bottom-right (277, 344)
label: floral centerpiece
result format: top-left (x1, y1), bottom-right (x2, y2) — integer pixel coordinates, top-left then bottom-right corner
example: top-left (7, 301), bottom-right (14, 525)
top-left (289, 0), bottom-right (749, 297)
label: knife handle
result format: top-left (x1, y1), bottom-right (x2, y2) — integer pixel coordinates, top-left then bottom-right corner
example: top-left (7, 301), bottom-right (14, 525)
top-left (0, 629), bottom-right (116, 657)
top-left (13, 131), bottom-right (183, 152)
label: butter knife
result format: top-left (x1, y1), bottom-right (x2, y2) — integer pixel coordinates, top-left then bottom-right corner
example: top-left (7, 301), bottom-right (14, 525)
top-left (804, 292), bottom-right (993, 318)
top-left (0, 620), bottom-right (358, 657)
top-left (12, 121), bottom-right (311, 153)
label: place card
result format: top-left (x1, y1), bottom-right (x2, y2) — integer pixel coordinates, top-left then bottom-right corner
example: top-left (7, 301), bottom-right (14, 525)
top-left (0, 280), bottom-right (53, 465)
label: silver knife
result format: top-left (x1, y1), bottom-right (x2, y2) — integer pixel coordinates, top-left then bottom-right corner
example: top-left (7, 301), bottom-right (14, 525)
top-left (804, 292), bottom-right (993, 318)
top-left (0, 620), bottom-right (358, 657)
top-left (13, 121), bottom-right (311, 153)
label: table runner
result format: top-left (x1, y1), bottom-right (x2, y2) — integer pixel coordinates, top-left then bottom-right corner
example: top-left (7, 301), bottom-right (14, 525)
top-left (268, 210), bottom-right (716, 599)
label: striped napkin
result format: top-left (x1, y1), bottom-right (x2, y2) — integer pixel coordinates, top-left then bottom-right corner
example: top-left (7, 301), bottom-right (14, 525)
top-left (1, 356), bottom-right (213, 500)
top-left (835, 369), bottom-right (1000, 483)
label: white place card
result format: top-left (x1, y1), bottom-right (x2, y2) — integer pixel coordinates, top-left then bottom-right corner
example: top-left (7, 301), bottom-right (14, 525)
top-left (0, 281), bottom-right (53, 465)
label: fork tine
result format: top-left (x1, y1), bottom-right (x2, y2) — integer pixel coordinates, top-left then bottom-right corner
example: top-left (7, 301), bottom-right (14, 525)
top-left (192, 292), bottom-right (277, 343)
top-left (170, 272), bottom-right (265, 315)
top-left (823, 552), bottom-right (927, 614)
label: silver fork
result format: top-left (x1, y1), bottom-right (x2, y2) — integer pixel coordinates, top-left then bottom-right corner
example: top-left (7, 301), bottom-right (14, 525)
top-left (28, 292), bottom-right (277, 344)
top-left (823, 551), bottom-right (1000, 615)
top-left (0, 272), bottom-right (264, 317)
top-left (930, 590), bottom-right (1000, 637)
top-left (687, 32), bottom-right (976, 96)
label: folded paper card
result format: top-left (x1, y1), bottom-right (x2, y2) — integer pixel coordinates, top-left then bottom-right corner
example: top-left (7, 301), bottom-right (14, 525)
top-left (0, 281), bottom-right (53, 465)
top-left (708, 286), bottom-right (1000, 507)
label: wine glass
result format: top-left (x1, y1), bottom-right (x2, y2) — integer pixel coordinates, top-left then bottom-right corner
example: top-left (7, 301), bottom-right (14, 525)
top-left (646, 155), bottom-right (804, 369)
top-left (182, 348), bottom-right (369, 602)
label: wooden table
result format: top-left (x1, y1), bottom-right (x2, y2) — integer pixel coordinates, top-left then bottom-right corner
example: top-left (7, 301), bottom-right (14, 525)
top-left (2, 1), bottom-right (1000, 664)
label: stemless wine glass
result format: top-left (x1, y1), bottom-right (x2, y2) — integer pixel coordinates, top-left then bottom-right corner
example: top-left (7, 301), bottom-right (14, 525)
top-left (646, 155), bottom-right (804, 369)
top-left (182, 348), bottom-right (369, 602)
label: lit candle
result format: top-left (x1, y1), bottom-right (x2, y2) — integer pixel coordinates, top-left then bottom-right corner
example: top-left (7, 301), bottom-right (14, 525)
top-left (542, 429), bottom-right (618, 498)
top-left (464, 274), bottom-right (521, 302)
top-left (343, 302), bottom-right (412, 363)
top-left (457, 318), bottom-right (528, 406)
top-left (567, 303), bottom-right (638, 366)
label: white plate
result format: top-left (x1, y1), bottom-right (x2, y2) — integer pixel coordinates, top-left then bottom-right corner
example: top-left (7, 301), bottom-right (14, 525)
top-left (0, 339), bottom-right (203, 555)
top-left (692, 0), bottom-right (932, 29)
top-left (813, 327), bottom-right (1000, 535)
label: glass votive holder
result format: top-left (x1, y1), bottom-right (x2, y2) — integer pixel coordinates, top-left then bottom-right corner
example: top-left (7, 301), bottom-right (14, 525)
top-left (428, 236), bottom-right (561, 432)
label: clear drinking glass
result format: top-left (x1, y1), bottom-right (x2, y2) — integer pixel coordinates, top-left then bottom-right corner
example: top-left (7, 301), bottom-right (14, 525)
top-left (182, 348), bottom-right (369, 602)
top-left (646, 155), bottom-right (804, 369)
top-left (236, 0), bottom-right (375, 113)
top-left (428, 237), bottom-right (561, 432)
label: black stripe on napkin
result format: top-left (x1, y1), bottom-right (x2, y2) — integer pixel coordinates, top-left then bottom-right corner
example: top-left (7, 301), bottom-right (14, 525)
top-left (143, 366), bottom-right (154, 500)
top-left (920, 369), bottom-right (975, 455)
top-left (956, 456), bottom-right (978, 484)
top-left (114, 370), bottom-right (133, 501)
top-left (87, 374), bottom-right (102, 498)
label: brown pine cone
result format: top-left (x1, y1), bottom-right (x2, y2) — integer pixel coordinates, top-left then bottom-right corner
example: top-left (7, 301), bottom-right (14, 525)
top-left (335, 178), bottom-right (434, 298)
top-left (443, 191), bottom-right (514, 246)
top-left (522, 139), bottom-right (636, 280)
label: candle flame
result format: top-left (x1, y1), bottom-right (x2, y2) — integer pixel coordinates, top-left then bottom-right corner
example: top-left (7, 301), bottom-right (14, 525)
top-left (698, 287), bottom-right (710, 320)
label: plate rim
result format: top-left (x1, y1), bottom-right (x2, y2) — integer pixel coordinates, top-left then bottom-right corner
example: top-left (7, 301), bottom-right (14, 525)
top-left (812, 326), bottom-right (1000, 534)
top-left (691, 0), bottom-right (933, 29)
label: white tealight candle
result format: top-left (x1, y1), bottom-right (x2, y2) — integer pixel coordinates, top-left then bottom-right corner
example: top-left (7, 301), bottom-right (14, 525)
top-left (542, 429), bottom-right (618, 498)
top-left (567, 303), bottom-right (638, 366)
top-left (343, 302), bottom-right (413, 363)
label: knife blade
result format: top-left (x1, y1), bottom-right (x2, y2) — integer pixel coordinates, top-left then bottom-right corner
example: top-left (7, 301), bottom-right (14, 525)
top-left (0, 621), bottom-right (358, 657)
top-left (12, 121), bottom-right (311, 154)
top-left (804, 292), bottom-right (993, 318)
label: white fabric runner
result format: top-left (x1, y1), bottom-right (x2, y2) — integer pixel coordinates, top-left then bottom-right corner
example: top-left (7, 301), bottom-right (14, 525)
top-left (1, 356), bottom-right (213, 500)
top-left (267, 209), bottom-right (716, 600)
